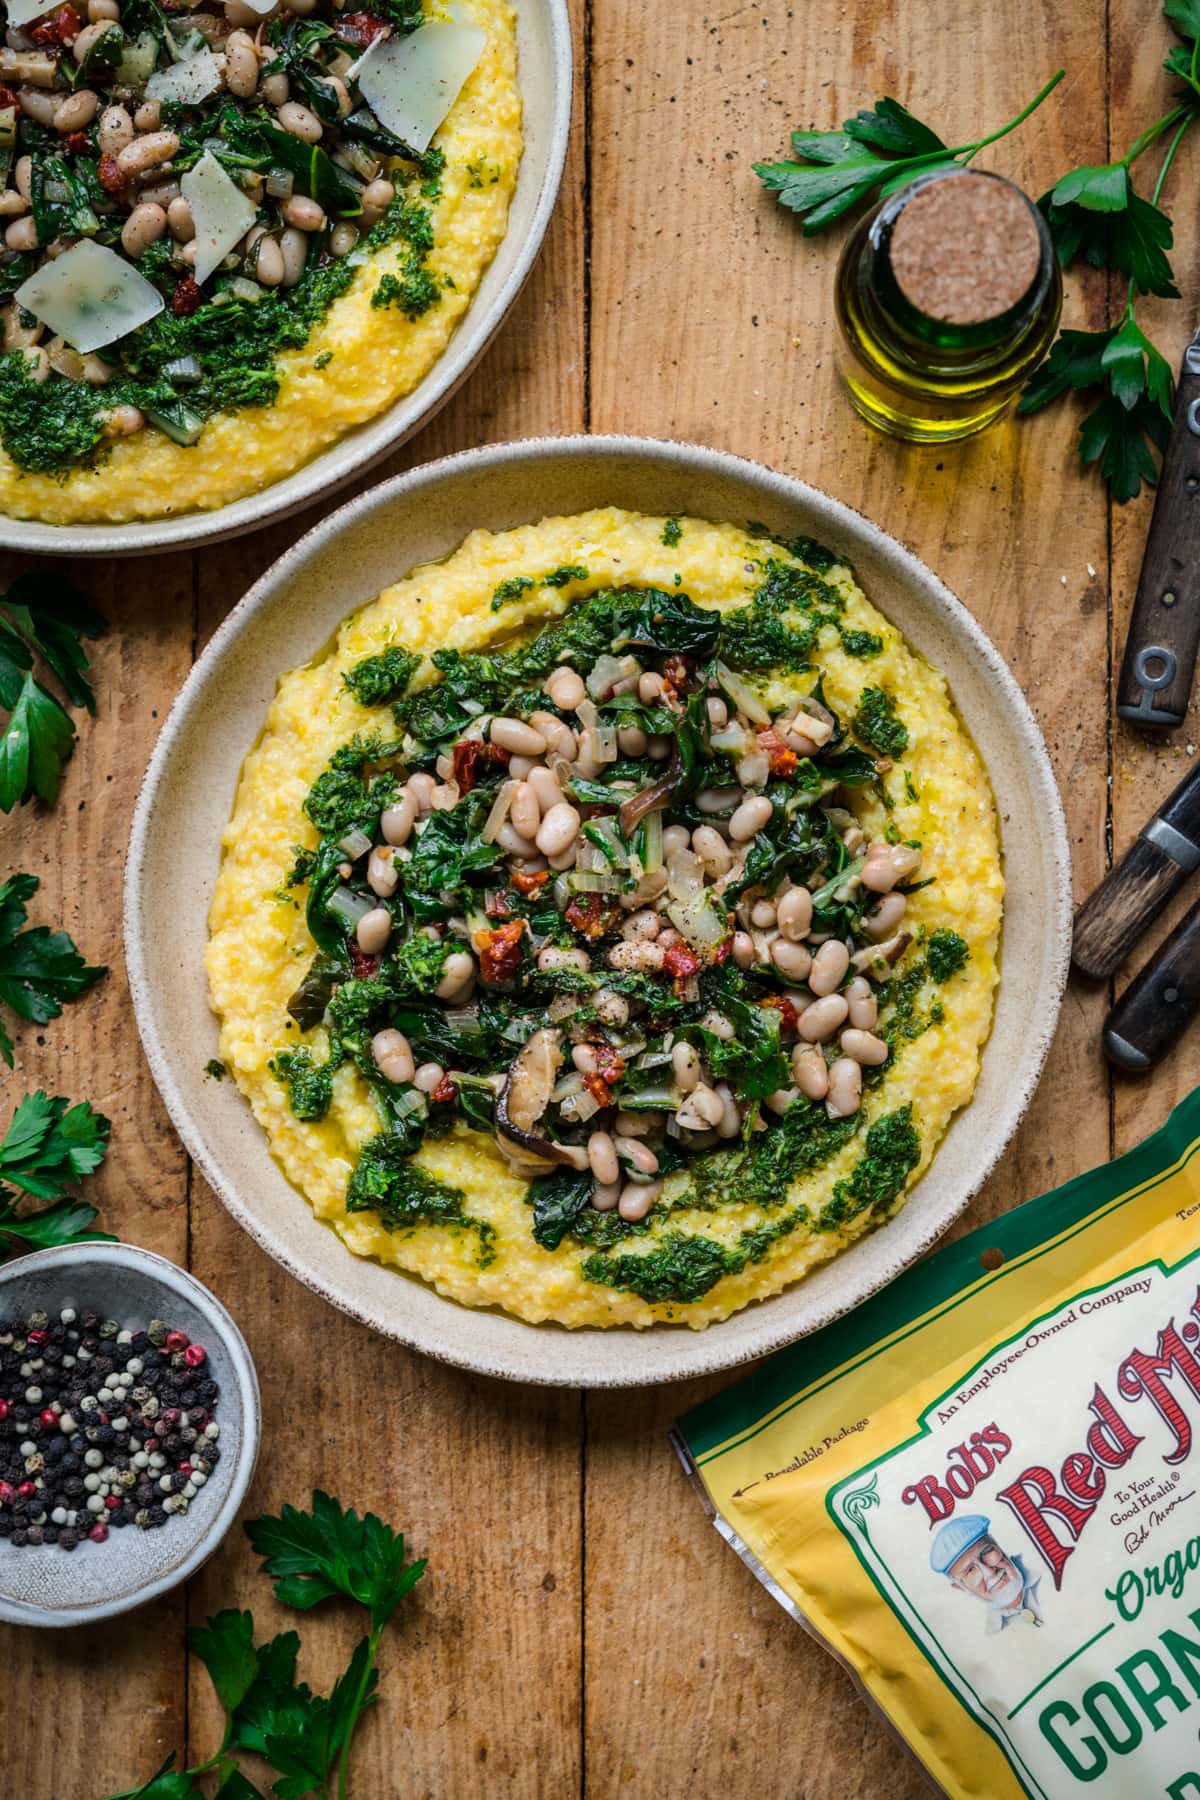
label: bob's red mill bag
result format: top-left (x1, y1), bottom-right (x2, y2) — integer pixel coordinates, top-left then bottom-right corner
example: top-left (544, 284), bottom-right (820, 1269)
top-left (672, 1087), bottom-right (1200, 1800)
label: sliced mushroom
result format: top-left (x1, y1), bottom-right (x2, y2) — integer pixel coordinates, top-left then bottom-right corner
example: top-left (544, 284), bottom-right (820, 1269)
top-left (850, 931), bottom-right (913, 976)
top-left (494, 1027), bottom-right (588, 1172)
top-left (618, 744), bottom-right (683, 838)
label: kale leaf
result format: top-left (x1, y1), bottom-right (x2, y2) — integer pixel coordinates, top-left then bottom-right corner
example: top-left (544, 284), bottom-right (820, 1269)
top-left (927, 928), bottom-right (969, 982)
top-left (819, 1104), bottom-right (920, 1233)
top-left (270, 1048), bottom-right (335, 1122)
top-left (343, 646), bottom-right (422, 708)
top-left (345, 1132), bottom-right (495, 1264)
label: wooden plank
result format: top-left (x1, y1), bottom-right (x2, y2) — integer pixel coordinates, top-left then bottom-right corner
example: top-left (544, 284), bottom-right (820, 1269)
top-left (1109, 0), bottom-right (1200, 1152)
top-left (584, 0), bottom-right (1110, 1791)
top-left (184, 4), bottom-right (590, 1790)
top-left (0, 555), bottom-right (195, 1795)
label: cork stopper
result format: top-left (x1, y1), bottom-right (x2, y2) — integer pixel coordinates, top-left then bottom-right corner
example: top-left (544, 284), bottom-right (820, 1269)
top-left (887, 174), bottom-right (1041, 327)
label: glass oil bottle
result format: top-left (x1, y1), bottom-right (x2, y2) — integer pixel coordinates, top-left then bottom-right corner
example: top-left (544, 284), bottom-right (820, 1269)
top-left (833, 165), bottom-right (1062, 443)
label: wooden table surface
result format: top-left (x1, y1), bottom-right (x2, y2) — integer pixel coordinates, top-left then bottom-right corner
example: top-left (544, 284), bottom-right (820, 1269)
top-left (3, 0), bottom-right (1197, 1791)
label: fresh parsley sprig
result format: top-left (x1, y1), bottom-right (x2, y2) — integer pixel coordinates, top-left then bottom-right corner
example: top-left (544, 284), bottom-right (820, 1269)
top-left (105, 1493), bottom-right (426, 1800)
top-left (0, 570), bottom-right (107, 812)
top-left (753, 73), bottom-right (1064, 235)
top-left (0, 870), bottom-right (107, 1066)
top-left (0, 1089), bottom-right (113, 1265)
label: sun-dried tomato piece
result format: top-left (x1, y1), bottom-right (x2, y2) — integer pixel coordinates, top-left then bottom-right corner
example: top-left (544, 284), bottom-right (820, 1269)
top-left (663, 941), bottom-right (701, 982)
top-left (474, 918), bottom-right (526, 983)
top-left (484, 889), bottom-right (511, 920)
top-left (172, 276), bottom-right (202, 318)
top-left (758, 727), bottom-right (799, 780)
top-left (583, 1042), bottom-right (625, 1106)
top-left (0, 86), bottom-right (19, 112)
top-left (512, 868), bottom-right (550, 896)
top-left (565, 892), bottom-right (620, 940)
top-left (349, 944), bottom-right (380, 980)
top-left (451, 737), bottom-right (484, 793)
top-left (713, 933), bottom-right (732, 965)
top-left (431, 1072), bottom-right (456, 1105)
top-left (485, 741), bottom-right (511, 767)
top-left (31, 5), bottom-right (79, 44)
top-left (65, 129), bottom-right (92, 155)
top-left (339, 9), bottom-right (390, 44)
top-left (661, 653), bottom-right (693, 697)
top-left (761, 994), bottom-right (799, 1036)
top-left (97, 153), bottom-right (125, 195)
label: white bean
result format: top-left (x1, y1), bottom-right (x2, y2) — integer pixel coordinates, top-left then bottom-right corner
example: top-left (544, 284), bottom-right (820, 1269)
top-left (776, 886), bottom-right (812, 942)
top-left (120, 202), bottom-right (166, 258)
top-left (116, 131), bottom-right (179, 177)
top-left (435, 950), bottom-right (475, 999)
top-left (618, 1180), bottom-right (660, 1222)
top-left (166, 195), bottom-right (194, 242)
top-left (535, 801), bottom-right (581, 857)
top-left (281, 191), bottom-right (325, 231)
top-left (798, 994), bottom-right (850, 1043)
top-left (356, 906), bottom-right (392, 954)
top-left (54, 87), bottom-right (98, 133)
top-left (677, 1083), bottom-right (724, 1130)
top-left (696, 786), bottom-right (740, 814)
top-left (638, 671), bottom-right (665, 703)
top-left (587, 1130), bottom-right (619, 1186)
top-left (592, 1181), bottom-right (621, 1212)
top-left (367, 846), bottom-right (398, 898)
top-left (545, 665), bottom-right (585, 710)
top-left (792, 1044), bottom-right (829, 1100)
top-left (414, 1062), bottom-right (445, 1093)
top-left (770, 937), bottom-right (811, 982)
top-left (607, 939), bottom-right (664, 973)
top-left (222, 30), bottom-right (258, 98)
top-left (691, 824), bottom-right (732, 879)
top-left (510, 781), bottom-right (541, 841)
top-left (840, 1028), bottom-right (889, 1066)
top-left (715, 1083), bottom-right (741, 1138)
top-left (809, 939), bottom-right (850, 996)
top-left (671, 1041), bottom-right (701, 1091)
top-left (491, 716), bottom-right (547, 756)
top-left (407, 772), bottom-right (436, 814)
top-left (845, 976), bottom-right (877, 1030)
top-left (732, 930), bottom-right (755, 970)
top-left (729, 795), bottom-right (773, 841)
top-left (133, 98), bottom-right (161, 130)
top-left (662, 825), bottom-right (690, 855)
top-left (276, 99), bottom-right (322, 142)
top-left (537, 945), bottom-right (590, 973)
top-left (371, 1029), bottom-right (413, 1085)
top-left (866, 893), bottom-right (907, 942)
top-left (381, 793), bottom-right (417, 845)
top-left (750, 899), bottom-right (777, 928)
top-left (278, 226), bottom-right (307, 287)
top-left (861, 845), bottom-right (899, 894)
top-left (527, 765), bottom-right (562, 812)
top-left (826, 1058), bottom-right (863, 1119)
top-left (614, 1137), bottom-right (659, 1175)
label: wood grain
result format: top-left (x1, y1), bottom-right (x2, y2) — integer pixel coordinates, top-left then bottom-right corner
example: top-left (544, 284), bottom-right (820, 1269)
top-left (1, 0), bottom-right (1183, 1792)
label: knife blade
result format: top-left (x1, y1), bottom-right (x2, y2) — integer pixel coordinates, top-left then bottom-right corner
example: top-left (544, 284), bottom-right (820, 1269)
top-left (1116, 329), bottom-right (1200, 731)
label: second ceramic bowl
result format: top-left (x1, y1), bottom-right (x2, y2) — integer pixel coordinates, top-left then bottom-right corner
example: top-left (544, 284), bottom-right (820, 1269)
top-left (125, 435), bottom-right (1071, 1387)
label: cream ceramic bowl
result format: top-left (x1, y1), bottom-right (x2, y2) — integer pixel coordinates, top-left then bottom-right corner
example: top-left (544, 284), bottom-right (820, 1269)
top-left (0, 1241), bottom-right (260, 1627)
top-left (0, 0), bottom-right (571, 559)
top-left (125, 436), bottom-right (1071, 1387)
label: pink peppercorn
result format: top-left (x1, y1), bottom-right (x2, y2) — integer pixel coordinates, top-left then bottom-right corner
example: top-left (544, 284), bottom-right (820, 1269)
top-left (183, 1344), bottom-right (206, 1368)
top-left (165, 1331), bottom-right (189, 1353)
top-left (89, 1522), bottom-right (108, 1543)
top-left (26, 1329), bottom-right (46, 1345)
top-left (0, 1399), bottom-right (8, 1422)
top-left (0, 1482), bottom-right (14, 1505)
top-left (104, 1494), bottom-right (122, 1510)
top-left (16, 1481), bottom-right (35, 1499)
top-left (178, 1462), bottom-right (193, 1477)
top-left (159, 1409), bottom-right (181, 1429)
top-left (39, 1408), bottom-right (57, 1428)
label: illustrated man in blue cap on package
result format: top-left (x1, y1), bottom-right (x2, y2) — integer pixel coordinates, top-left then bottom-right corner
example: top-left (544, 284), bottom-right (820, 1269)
top-left (929, 1514), bottom-right (1044, 1635)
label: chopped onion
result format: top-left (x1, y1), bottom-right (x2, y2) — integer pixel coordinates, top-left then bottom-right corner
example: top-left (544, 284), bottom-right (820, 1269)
top-left (592, 724), bottom-right (618, 763)
top-left (587, 653), bottom-right (638, 700)
top-left (390, 1087), bottom-right (428, 1125)
top-left (640, 809), bottom-right (663, 875)
top-left (550, 1071), bottom-right (585, 1103)
top-left (548, 993), bottom-right (578, 1022)
top-left (716, 662), bottom-right (772, 726)
top-left (561, 1088), bottom-right (603, 1123)
top-left (336, 825), bottom-right (373, 860)
top-left (328, 886), bottom-right (374, 929)
top-left (810, 856), bottom-right (865, 910)
top-left (585, 817), bottom-right (628, 869)
top-left (709, 722), bottom-right (752, 755)
top-left (163, 354), bottom-right (202, 387)
top-left (227, 276), bottom-right (266, 304)
top-left (265, 166), bottom-right (295, 200)
top-left (576, 697), bottom-right (598, 730)
top-left (569, 870), bottom-right (618, 893)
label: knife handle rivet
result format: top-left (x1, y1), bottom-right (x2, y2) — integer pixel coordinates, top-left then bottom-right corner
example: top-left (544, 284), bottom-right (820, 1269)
top-left (1187, 397), bottom-right (1200, 436)
top-left (1164, 589), bottom-right (1178, 608)
top-left (1188, 473), bottom-right (1200, 492)
top-left (1135, 646), bottom-right (1178, 689)
top-left (1165, 986), bottom-right (1181, 1004)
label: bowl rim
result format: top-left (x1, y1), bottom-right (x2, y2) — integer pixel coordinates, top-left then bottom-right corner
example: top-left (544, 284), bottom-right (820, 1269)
top-left (125, 432), bottom-right (1073, 1387)
top-left (0, 0), bottom-right (573, 559)
top-left (0, 1239), bottom-right (261, 1627)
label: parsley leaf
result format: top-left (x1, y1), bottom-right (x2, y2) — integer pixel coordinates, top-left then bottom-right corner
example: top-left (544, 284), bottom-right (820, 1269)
top-left (755, 76), bottom-right (1063, 234)
top-left (0, 871), bottom-right (107, 1065)
top-left (246, 1489), bottom-right (426, 1634)
top-left (0, 1090), bottom-right (113, 1265)
top-left (0, 572), bottom-right (107, 811)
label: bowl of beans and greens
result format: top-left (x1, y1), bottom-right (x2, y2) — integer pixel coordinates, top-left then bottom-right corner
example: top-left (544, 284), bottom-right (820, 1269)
top-left (126, 436), bottom-right (1072, 1387)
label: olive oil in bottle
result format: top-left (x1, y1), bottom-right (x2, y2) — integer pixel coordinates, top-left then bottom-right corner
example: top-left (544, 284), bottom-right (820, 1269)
top-left (834, 166), bottom-right (1062, 443)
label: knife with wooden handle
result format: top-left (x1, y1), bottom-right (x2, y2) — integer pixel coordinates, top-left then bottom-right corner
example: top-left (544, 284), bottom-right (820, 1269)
top-left (1116, 331), bottom-right (1200, 731)
top-left (1073, 757), bottom-right (1200, 977)
top-left (1103, 895), bottom-right (1200, 1071)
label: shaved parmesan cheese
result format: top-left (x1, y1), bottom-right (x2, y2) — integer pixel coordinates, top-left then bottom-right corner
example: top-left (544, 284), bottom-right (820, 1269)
top-left (146, 42), bottom-right (223, 105)
top-left (182, 151), bottom-right (257, 287)
top-left (355, 15), bottom-right (485, 154)
top-left (15, 241), bottom-right (163, 353)
top-left (5, 0), bottom-right (63, 29)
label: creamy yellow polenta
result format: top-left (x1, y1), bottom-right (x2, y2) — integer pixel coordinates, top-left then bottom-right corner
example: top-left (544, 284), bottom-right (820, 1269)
top-left (1, 0), bottom-right (520, 525)
top-left (207, 509), bottom-right (1003, 1328)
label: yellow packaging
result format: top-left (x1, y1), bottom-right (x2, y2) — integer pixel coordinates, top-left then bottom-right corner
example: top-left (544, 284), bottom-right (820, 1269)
top-left (673, 1087), bottom-right (1200, 1799)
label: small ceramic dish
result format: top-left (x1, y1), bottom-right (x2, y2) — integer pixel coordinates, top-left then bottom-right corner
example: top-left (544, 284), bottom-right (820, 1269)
top-left (0, 1241), bottom-right (260, 1628)
top-left (126, 435), bottom-right (1072, 1388)
top-left (0, 0), bottom-right (572, 559)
